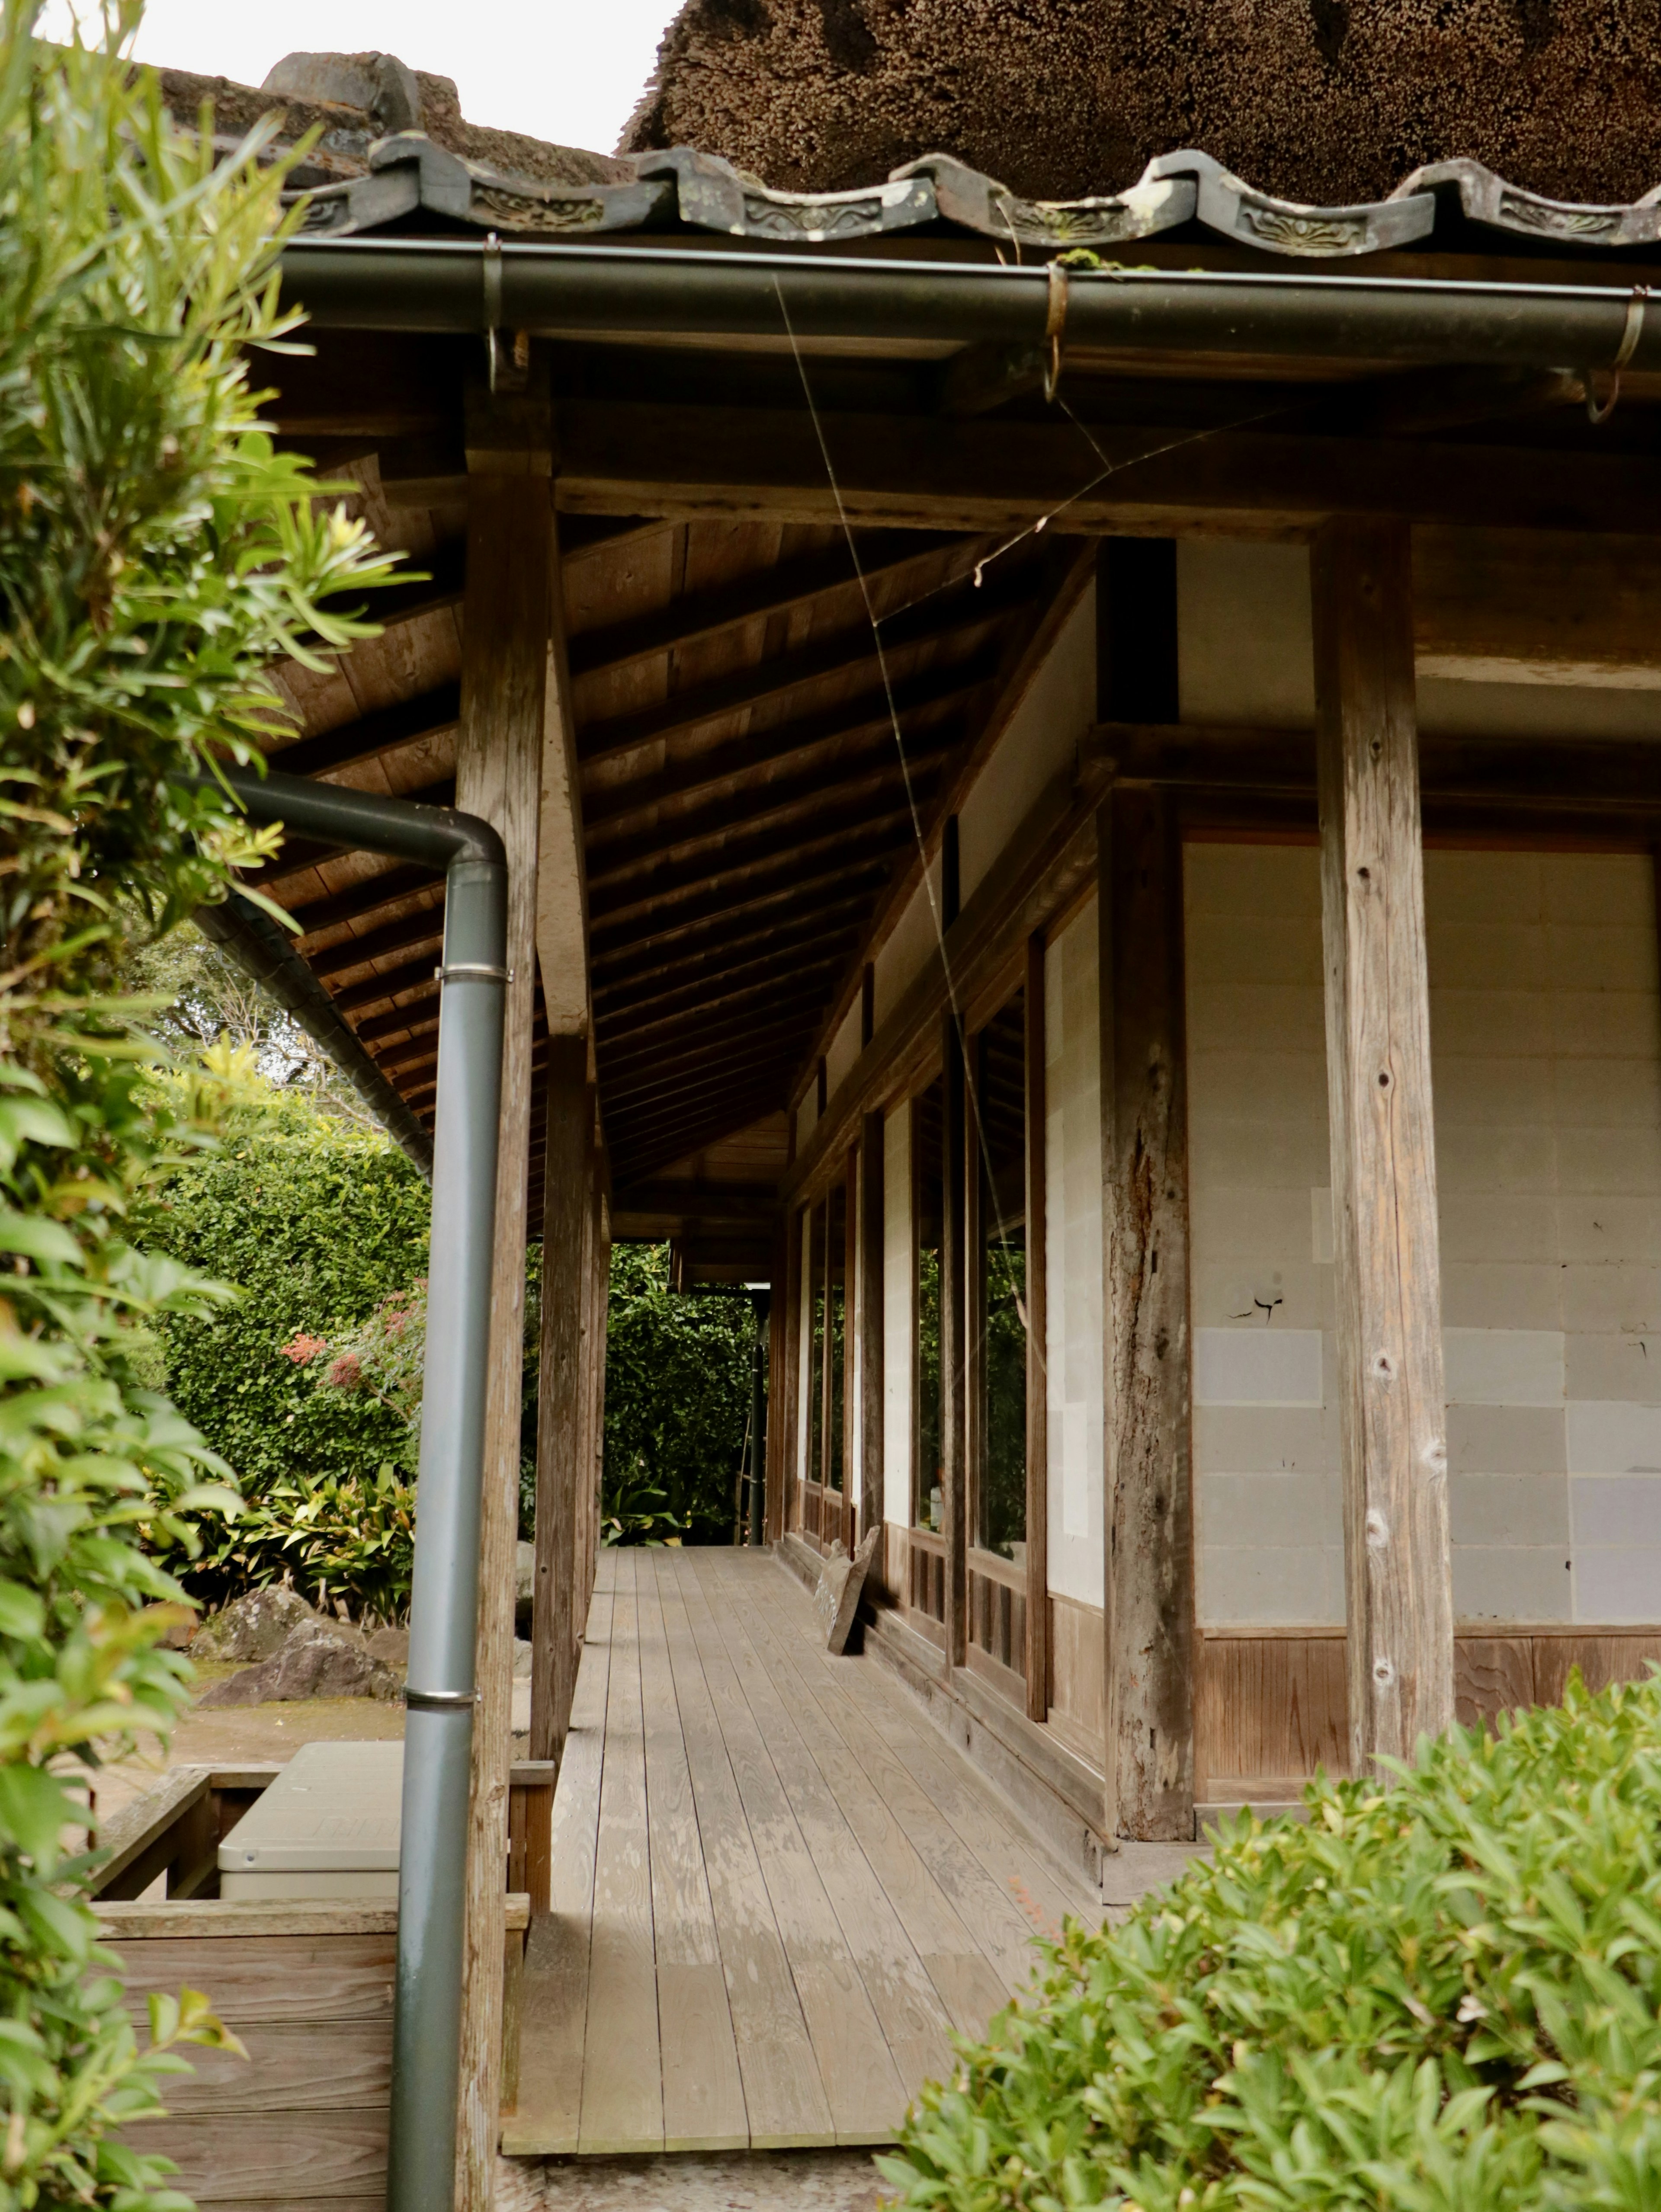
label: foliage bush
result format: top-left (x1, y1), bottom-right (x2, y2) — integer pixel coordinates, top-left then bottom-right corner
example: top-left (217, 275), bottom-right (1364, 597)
top-left (146, 1082), bottom-right (429, 1502)
top-left (603, 1244), bottom-right (756, 1546)
top-left (0, 4), bottom-right (391, 2202)
top-left (884, 1669), bottom-right (1661, 2212)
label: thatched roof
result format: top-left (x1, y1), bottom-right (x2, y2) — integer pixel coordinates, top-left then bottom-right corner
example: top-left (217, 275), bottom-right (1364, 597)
top-left (618, 0), bottom-right (1661, 208)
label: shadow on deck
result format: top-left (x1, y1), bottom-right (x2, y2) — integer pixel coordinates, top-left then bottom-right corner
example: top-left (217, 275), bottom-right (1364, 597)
top-left (505, 1546), bottom-right (1104, 2157)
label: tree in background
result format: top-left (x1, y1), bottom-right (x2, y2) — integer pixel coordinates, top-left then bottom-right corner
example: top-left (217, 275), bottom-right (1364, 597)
top-left (0, 5), bottom-right (392, 2201)
top-left (602, 1245), bottom-right (756, 1546)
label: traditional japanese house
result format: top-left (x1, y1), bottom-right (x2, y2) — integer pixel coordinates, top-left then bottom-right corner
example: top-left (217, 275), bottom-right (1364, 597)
top-left (105, 22), bottom-right (1661, 2207)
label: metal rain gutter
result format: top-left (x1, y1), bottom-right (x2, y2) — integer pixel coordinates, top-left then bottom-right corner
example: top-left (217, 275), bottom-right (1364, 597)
top-left (210, 768), bottom-right (505, 2212)
top-left (279, 233), bottom-right (1661, 372)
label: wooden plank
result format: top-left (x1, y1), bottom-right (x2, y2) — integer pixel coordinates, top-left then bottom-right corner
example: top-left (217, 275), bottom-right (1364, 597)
top-left (1099, 785), bottom-right (1195, 1842)
top-left (503, 1587), bottom-right (612, 2157)
top-left (452, 427), bottom-right (551, 2212)
top-left (152, 2021), bottom-right (390, 2116)
top-left (578, 1552), bottom-right (664, 2154)
top-left (1195, 1636), bottom-right (1349, 1786)
top-left (107, 1934), bottom-right (397, 2023)
top-left (268, 679), bottom-right (461, 782)
top-left (648, 1552), bottom-right (833, 2148)
top-left (941, 1009), bottom-right (968, 1671)
top-left (859, 1112), bottom-right (885, 1550)
top-left (729, 1572), bottom-right (1007, 2037)
top-left (532, 1034), bottom-right (592, 1766)
top-left (691, 1554), bottom-right (960, 2095)
top-left (93, 1767), bottom-right (212, 1899)
top-left (674, 1559), bottom-right (907, 2144)
top-left (737, 1559), bottom-right (1071, 1985)
top-left (1453, 1638), bottom-right (1537, 1733)
top-left (634, 1558), bottom-right (750, 2151)
top-left (1314, 516), bottom-right (1455, 1778)
top-left (131, 2112), bottom-right (386, 2203)
top-left (1023, 933), bottom-right (1049, 1722)
top-left (556, 398), bottom-right (1661, 538)
top-left (1531, 1632), bottom-right (1661, 1706)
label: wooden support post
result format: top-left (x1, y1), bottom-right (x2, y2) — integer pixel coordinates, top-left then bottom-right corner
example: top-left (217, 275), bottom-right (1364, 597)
top-left (1313, 516), bottom-right (1454, 1774)
top-left (941, 1007), bottom-right (968, 1670)
top-left (452, 390), bottom-right (551, 2212)
top-left (1023, 932), bottom-right (1050, 1722)
top-left (530, 1034), bottom-right (590, 1769)
top-left (771, 1218), bottom-right (798, 1545)
top-left (1100, 788), bottom-right (1196, 1841)
top-left (843, 1145), bottom-right (859, 1550)
top-left (859, 1111), bottom-right (885, 1549)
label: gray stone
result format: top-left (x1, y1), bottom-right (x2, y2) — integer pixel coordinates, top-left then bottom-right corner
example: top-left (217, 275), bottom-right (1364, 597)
top-left (193, 1585), bottom-right (321, 1665)
top-left (198, 1623), bottom-right (401, 1707)
top-left (513, 1637), bottom-right (533, 1681)
top-left (366, 1624), bottom-right (410, 1671)
top-left (812, 1526), bottom-right (880, 1655)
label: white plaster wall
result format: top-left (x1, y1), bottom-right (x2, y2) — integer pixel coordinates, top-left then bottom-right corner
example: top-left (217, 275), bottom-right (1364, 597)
top-left (849, 1146), bottom-right (863, 1514)
top-left (1187, 844), bottom-right (1661, 1627)
top-left (1177, 540), bottom-right (1661, 740)
top-left (873, 855), bottom-right (942, 1033)
top-left (959, 583), bottom-right (1096, 906)
top-left (796, 1206), bottom-right (811, 1480)
top-left (825, 999), bottom-right (862, 1111)
top-left (883, 1108), bottom-right (913, 1526)
top-left (1045, 895), bottom-right (1104, 1608)
top-left (795, 1095), bottom-right (815, 1155)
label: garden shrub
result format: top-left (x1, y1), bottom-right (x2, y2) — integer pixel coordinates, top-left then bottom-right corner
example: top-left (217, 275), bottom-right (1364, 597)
top-left (146, 1084), bottom-right (429, 1499)
top-left (0, 3), bottom-right (391, 2201)
top-left (883, 1668), bottom-right (1661, 2212)
top-left (603, 1244), bottom-right (756, 1545)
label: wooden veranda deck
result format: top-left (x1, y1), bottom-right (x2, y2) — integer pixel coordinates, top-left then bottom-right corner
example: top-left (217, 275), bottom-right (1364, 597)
top-left (505, 1546), bottom-right (1103, 2157)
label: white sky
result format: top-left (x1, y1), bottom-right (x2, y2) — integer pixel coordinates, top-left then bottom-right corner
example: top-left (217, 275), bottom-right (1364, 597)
top-left (37, 0), bottom-right (677, 155)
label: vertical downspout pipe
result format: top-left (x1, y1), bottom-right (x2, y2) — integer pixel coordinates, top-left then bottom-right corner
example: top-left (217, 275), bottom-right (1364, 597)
top-left (207, 769), bottom-right (506, 2212)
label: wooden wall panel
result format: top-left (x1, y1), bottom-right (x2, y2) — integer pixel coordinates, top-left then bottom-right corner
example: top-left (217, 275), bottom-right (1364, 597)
top-left (1198, 1630), bottom-right (1661, 1789)
top-left (1047, 1593), bottom-right (1105, 1767)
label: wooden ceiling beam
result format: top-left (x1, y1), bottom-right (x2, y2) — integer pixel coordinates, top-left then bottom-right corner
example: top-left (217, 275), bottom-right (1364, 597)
top-left (581, 663), bottom-right (989, 835)
top-left (590, 805), bottom-right (919, 935)
top-left (556, 398), bottom-right (1661, 538)
top-left (330, 953), bottom-right (441, 1017)
top-left (585, 746), bottom-right (949, 898)
top-left (354, 985), bottom-right (441, 1044)
top-left (290, 538), bottom-right (465, 655)
top-left (604, 1034), bottom-right (804, 1114)
top-left (599, 981), bottom-right (833, 1076)
top-left (1097, 723), bottom-right (1661, 807)
top-left (265, 684), bottom-right (462, 784)
top-left (611, 1180), bottom-right (779, 1222)
top-left (574, 561), bottom-right (1044, 768)
top-left (306, 901), bottom-right (446, 981)
top-left (568, 529), bottom-right (967, 683)
top-left (590, 855), bottom-right (894, 967)
top-left (591, 893), bottom-right (876, 1003)
top-left (596, 936), bottom-right (857, 1035)
top-left (616, 1089), bottom-right (791, 1182)
top-left (291, 862), bottom-right (437, 941)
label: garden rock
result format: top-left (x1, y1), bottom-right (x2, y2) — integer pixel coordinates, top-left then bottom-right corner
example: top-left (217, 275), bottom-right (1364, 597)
top-left (199, 1619), bottom-right (401, 1706)
top-left (516, 1539), bottom-right (535, 1635)
top-left (193, 1585), bottom-right (322, 1665)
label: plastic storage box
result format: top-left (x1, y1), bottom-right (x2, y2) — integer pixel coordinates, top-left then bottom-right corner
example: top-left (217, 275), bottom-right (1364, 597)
top-left (218, 1739), bottom-right (403, 1901)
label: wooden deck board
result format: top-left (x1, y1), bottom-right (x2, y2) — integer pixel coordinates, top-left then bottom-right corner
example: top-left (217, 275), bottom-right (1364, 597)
top-left (577, 1553), bottom-right (664, 2154)
top-left (509, 1546), bottom-right (1093, 2157)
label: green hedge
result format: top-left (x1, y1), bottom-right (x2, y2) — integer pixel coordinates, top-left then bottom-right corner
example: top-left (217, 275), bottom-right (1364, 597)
top-left (884, 1668), bottom-right (1661, 2212)
top-left (147, 1090), bottom-right (430, 1499)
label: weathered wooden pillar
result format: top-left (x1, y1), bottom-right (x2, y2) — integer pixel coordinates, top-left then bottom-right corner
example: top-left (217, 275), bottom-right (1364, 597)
top-left (452, 384), bottom-right (550, 2211)
top-left (529, 1036), bottom-right (590, 1768)
top-left (1023, 931), bottom-right (1050, 1722)
top-left (584, 1173), bottom-right (610, 1611)
top-left (842, 1144), bottom-right (859, 1550)
top-left (1313, 516), bottom-right (1454, 1773)
top-left (941, 1006), bottom-right (968, 1670)
top-left (769, 1217), bottom-right (796, 1546)
top-left (1100, 787), bottom-right (1195, 1841)
top-left (858, 1111), bottom-right (885, 1550)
